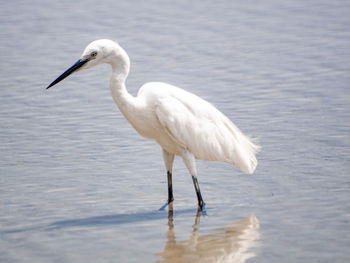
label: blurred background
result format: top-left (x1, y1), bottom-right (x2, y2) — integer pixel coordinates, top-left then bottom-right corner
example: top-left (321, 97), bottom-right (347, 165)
top-left (0, 0), bottom-right (349, 262)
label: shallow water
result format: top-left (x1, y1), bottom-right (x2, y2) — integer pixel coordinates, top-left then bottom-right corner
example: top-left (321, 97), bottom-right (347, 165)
top-left (1, 0), bottom-right (349, 262)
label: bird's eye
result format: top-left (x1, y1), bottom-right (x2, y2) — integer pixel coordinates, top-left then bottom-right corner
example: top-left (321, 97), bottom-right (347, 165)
top-left (91, 51), bottom-right (97, 58)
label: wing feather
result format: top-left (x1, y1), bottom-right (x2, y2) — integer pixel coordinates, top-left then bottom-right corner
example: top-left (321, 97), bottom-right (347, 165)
top-left (155, 92), bottom-right (260, 174)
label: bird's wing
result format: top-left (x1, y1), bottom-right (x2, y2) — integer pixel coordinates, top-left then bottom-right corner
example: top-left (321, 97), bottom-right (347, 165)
top-left (155, 93), bottom-right (259, 174)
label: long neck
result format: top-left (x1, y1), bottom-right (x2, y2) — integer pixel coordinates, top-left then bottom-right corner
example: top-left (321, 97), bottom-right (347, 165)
top-left (108, 52), bottom-right (142, 127)
top-left (109, 70), bottom-right (135, 110)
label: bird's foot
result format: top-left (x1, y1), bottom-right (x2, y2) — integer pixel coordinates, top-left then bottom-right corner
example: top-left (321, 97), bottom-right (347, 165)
top-left (199, 202), bottom-right (207, 216)
top-left (159, 200), bottom-right (174, 211)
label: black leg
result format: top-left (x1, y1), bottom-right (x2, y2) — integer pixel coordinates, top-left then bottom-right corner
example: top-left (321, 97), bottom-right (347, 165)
top-left (191, 175), bottom-right (205, 210)
top-left (181, 150), bottom-right (206, 212)
top-left (161, 149), bottom-right (175, 210)
top-left (167, 171), bottom-right (174, 203)
top-left (159, 170), bottom-right (174, 211)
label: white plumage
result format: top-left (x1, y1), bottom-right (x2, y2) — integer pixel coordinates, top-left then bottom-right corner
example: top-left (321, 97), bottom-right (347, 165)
top-left (133, 82), bottom-right (259, 174)
top-left (46, 39), bottom-right (260, 210)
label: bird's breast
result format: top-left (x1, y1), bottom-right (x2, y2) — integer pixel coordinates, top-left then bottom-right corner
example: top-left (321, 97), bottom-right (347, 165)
top-left (125, 111), bottom-right (183, 155)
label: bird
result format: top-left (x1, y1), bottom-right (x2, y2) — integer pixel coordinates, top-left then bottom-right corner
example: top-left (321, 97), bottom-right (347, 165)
top-left (46, 39), bottom-right (260, 211)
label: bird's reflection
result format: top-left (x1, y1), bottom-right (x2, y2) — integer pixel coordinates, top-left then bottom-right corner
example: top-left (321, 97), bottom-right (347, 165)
top-left (156, 204), bottom-right (260, 263)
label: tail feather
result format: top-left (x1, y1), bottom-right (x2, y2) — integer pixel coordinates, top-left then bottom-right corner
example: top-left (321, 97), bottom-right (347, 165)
top-left (223, 120), bottom-right (261, 174)
top-left (239, 135), bottom-right (261, 174)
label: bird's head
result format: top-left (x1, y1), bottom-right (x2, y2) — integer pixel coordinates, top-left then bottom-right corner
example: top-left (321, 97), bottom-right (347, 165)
top-left (46, 39), bottom-right (129, 89)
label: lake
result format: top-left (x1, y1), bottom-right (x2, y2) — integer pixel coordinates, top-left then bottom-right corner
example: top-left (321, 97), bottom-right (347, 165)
top-left (0, 0), bottom-right (349, 262)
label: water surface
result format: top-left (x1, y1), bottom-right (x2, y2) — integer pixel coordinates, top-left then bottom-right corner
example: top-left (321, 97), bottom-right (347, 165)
top-left (1, 0), bottom-right (349, 262)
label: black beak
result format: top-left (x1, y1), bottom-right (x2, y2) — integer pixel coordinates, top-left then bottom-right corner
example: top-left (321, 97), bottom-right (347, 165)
top-left (46, 58), bottom-right (89, 89)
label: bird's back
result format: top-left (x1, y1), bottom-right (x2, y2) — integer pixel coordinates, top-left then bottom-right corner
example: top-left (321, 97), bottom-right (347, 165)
top-left (138, 82), bottom-right (260, 174)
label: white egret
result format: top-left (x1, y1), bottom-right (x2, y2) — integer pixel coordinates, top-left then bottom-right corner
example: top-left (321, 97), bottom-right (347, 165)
top-left (46, 39), bottom-right (260, 211)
